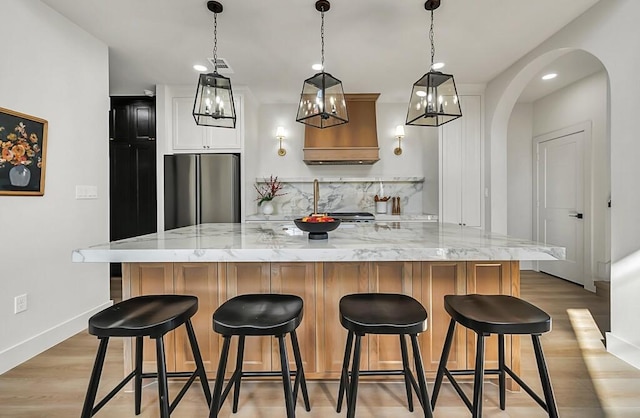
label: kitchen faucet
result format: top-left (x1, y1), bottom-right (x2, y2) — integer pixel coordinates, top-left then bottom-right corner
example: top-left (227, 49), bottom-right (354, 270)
top-left (313, 179), bottom-right (319, 214)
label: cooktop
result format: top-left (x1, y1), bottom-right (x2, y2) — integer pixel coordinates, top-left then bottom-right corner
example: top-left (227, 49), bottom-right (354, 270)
top-left (325, 212), bottom-right (375, 222)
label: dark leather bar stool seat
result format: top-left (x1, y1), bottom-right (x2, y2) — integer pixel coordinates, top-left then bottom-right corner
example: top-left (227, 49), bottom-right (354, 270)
top-left (81, 295), bottom-right (211, 418)
top-left (337, 293), bottom-right (433, 418)
top-left (431, 294), bottom-right (559, 418)
top-left (208, 294), bottom-right (311, 418)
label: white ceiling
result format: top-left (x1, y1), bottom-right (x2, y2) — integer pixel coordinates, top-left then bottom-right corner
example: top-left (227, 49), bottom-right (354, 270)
top-left (41, 0), bottom-right (601, 103)
top-left (518, 50), bottom-right (605, 103)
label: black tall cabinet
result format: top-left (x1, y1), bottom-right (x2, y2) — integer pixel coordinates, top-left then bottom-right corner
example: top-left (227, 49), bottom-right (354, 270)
top-left (109, 97), bottom-right (157, 276)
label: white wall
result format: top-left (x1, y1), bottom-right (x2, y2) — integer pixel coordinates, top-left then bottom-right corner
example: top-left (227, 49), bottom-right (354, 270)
top-left (533, 71), bottom-right (610, 282)
top-left (507, 103), bottom-right (533, 269)
top-left (0, 0), bottom-right (110, 374)
top-left (484, 0), bottom-right (640, 368)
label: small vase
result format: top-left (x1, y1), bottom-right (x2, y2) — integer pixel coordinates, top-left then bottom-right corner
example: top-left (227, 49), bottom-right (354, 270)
top-left (261, 200), bottom-right (274, 215)
top-left (9, 165), bottom-right (31, 187)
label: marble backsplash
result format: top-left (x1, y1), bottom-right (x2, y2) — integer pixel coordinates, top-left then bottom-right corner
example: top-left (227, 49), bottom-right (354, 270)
top-left (254, 177), bottom-right (425, 215)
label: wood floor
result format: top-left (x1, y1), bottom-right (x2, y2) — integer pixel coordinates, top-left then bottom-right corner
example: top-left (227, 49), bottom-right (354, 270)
top-left (2, 271), bottom-right (638, 417)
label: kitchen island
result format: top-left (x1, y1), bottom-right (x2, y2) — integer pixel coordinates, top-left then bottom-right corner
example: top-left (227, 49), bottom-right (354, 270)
top-left (73, 222), bottom-right (564, 383)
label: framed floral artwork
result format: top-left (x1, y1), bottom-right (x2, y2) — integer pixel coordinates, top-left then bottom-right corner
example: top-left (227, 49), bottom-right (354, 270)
top-left (0, 107), bottom-right (48, 196)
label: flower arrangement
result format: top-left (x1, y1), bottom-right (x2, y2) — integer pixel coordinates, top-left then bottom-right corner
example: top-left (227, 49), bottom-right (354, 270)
top-left (0, 122), bottom-right (42, 168)
top-left (255, 175), bottom-right (286, 206)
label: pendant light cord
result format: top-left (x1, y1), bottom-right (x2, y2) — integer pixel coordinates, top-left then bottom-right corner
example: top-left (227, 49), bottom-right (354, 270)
top-left (320, 8), bottom-right (325, 70)
top-left (429, 9), bottom-right (435, 70)
top-left (213, 12), bottom-right (218, 73)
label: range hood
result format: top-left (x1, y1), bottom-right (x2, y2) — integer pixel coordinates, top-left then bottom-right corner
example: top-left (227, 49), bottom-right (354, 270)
top-left (303, 93), bottom-right (380, 165)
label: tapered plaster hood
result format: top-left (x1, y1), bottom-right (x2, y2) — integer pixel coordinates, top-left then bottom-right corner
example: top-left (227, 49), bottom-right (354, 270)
top-left (303, 93), bottom-right (380, 165)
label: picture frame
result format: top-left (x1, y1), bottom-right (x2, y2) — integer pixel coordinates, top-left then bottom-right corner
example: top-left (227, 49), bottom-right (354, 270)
top-left (0, 107), bottom-right (48, 196)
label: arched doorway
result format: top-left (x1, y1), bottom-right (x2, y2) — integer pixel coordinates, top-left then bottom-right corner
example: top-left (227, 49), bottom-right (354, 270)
top-left (488, 47), bottom-right (610, 289)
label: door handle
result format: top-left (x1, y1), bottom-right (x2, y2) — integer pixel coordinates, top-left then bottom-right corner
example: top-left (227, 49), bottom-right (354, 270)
top-left (568, 212), bottom-right (583, 219)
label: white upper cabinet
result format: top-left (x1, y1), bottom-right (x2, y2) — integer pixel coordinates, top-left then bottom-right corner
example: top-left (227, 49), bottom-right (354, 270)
top-left (171, 93), bottom-right (242, 152)
top-left (439, 95), bottom-right (483, 228)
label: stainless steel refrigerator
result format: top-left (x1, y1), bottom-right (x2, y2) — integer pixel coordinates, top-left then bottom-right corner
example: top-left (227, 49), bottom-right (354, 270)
top-left (164, 153), bottom-right (240, 230)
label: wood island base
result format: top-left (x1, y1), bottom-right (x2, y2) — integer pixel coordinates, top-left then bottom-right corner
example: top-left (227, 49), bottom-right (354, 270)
top-left (122, 260), bottom-right (520, 388)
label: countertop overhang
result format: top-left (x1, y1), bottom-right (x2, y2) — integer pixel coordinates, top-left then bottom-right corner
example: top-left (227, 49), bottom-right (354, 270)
top-left (73, 222), bottom-right (565, 263)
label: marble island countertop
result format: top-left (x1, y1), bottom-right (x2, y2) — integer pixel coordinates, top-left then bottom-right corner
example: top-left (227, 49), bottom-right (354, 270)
top-left (73, 222), bottom-right (565, 263)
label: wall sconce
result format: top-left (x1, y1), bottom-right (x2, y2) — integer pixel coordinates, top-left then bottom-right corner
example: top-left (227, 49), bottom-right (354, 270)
top-left (394, 125), bottom-right (405, 155)
top-left (276, 126), bottom-right (286, 156)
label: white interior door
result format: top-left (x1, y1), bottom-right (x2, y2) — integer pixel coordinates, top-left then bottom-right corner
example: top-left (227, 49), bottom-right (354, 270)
top-left (537, 131), bottom-right (584, 284)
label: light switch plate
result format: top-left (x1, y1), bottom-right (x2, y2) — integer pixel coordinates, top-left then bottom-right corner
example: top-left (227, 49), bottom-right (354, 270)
top-left (75, 185), bottom-right (98, 199)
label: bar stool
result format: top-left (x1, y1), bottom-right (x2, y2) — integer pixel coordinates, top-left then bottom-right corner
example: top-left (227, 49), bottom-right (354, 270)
top-left (81, 294), bottom-right (211, 418)
top-left (431, 294), bottom-right (558, 418)
top-left (337, 293), bottom-right (433, 418)
top-left (208, 294), bottom-right (311, 418)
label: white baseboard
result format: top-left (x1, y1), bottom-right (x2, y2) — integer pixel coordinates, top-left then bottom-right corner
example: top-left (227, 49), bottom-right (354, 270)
top-left (606, 332), bottom-right (640, 370)
top-left (0, 301), bottom-right (113, 375)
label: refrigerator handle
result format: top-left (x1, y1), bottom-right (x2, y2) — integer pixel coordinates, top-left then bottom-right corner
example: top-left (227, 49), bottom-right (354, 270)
top-left (195, 155), bottom-right (201, 224)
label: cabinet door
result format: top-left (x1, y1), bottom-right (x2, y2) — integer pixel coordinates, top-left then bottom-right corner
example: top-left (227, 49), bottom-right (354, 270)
top-left (109, 142), bottom-right (157, 240)
top-left (440, 95), bottom-right (482, 227)
top-left (225, 263), bottom-right (272, 372)
top-left (440, 114), bottom-right (463, 225)
top-left (174, 263), bottom-right (221, 373)
top-left (172, 96), bottom-right (208, 150)
top-left (172, 95), bottom-right (241, 151)
top-left (109, 142), bottom-right (136, 241)
top-left (270, 263), bottom-right (317, 373)
top-left (207, 95), bottom-right (242, 149)
top-left (321, 262), bottom-right (369, 375)
top-left (465, 261), bottom-right (517, 375)
top-left (110, 101), bottom-right (131, 141)
top-left (126, 263), bottom-right (175, 373)
top-left (417, 262), bottom-right (467, 372)
top-left (132, 142), bottom-right (157, 235)
top-left (131, 100), bottom-right (156, 142)
top-left (460, 96), bottom-right (482, 228)
top-left (368, 262), bottom-right (414, 371)
top-left (110, 98), bottom-right (155, 142)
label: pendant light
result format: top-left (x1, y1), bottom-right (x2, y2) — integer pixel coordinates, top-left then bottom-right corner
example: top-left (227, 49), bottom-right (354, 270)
top-left (296, 0), bottom-right (348, 129)
top-left (193, 1), bottom-right (236, 128)
top-left (406, 0), bottom-right (461, 127)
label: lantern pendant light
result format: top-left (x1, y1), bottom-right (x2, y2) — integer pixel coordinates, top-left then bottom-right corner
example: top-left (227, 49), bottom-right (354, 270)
top-left (296, 0), bottom-right (348, 129)
top-left (193, 1), bottom-right (236, 128)
top-left (406, 0), bottom-right (461, 127)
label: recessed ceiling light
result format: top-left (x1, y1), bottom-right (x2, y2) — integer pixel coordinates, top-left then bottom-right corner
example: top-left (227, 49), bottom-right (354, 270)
top-left (542, 73), bottom-right (557, 80)
top-left (193, 64), bottom-right (208, 72)
top-left (431, 62), bottom-right (445, 70)
top-left (312, 63), bottom-right (323, 71)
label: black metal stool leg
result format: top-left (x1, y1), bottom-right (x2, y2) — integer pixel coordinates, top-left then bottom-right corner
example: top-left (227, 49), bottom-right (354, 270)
top-left (336, 330), bottom-right (354, 413)
top-left (532, 335), bottom-right (559, 418)
top-left (155, 336), bottom-right (170, 418)
top-left (431, 318), bottom-right (456, 409)
top-left (134, 336), bottom-right (143, 415)
top-left (410, 334), bottom-right (433, 418)
top-left (232, 335), bottom-right (245, 413)
top-left (346, 333), bottom-right (363, 418)
top-left (290, 329), bottom-right (311, 411)
top-left (399, 334), bottom-right (414, 412)
top-left (209, 336), bottom-right (231, 418)
top-left (472, 332), bottom-right (486, 418)
top-left (278, 335), bottom-right (296, 418)
top-left (81, 337), bottom-right (110, 418)
top-left (185, 319), bottom-right (212, 405)
top-left (498, 334), bottom-right (506, 410)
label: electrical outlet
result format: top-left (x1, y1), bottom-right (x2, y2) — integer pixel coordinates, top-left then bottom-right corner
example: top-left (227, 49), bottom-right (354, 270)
top-left (14, 294), bottom-right (27, 314)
